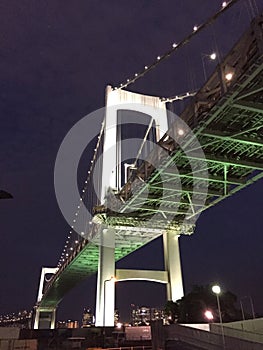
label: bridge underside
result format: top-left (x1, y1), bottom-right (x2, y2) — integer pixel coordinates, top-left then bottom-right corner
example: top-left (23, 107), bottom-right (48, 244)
top-left (39, 14), bottom-right (263, 310)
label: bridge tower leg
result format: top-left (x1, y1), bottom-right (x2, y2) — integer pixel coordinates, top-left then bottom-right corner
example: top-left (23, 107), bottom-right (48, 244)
top-left (33, 267), bottom-right (58, 329)
top-left (95, 227), bottom-right (116, 326)
top-left (95, 86), bottom-right (169, 326)
top-left (163, 232), bottom-right (184, 302)
top-left (33, 307), bottom-right (56, 329)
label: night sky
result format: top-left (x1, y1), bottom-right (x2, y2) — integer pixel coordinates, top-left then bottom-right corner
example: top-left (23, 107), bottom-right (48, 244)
top-left (1, 1), bottom-right (263, 323)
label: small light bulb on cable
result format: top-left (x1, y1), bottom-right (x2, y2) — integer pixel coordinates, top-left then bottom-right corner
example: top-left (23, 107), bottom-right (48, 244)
top-left (157, 56), bottom-right (161, 60)
top-left (210, 52), bottom-right (216, 60)
top-left (193, 25), bottom-right (198, 31)
top-left (144, 66), bottom-right (148, 70)
top-left (172, 43), bottom-right (177, 48)
top-left (222, 1), bottom-right (227, 8)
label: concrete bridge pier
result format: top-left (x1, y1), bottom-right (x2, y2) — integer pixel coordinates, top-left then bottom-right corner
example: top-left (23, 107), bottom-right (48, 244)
top-left (163, 231), bottom-right (184, 302)
top-left (95, 227), bottom-right (116, 327)
top-left (33, 307), bottom-right (56, 329)
top-left (33, 267), bottom-right (58, 329)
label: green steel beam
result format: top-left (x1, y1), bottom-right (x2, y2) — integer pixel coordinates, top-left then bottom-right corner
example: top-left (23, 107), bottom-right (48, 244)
top-left (232, 100), bottom-right (263, 114)
top-left (202, 130), bottom-right (263, 147)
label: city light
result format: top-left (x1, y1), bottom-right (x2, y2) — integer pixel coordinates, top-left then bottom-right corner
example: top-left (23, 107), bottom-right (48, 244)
top-left (204, 310), bottom-right (214, 320)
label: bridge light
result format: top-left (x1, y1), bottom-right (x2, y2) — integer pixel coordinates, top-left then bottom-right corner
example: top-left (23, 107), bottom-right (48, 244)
top-left (222, 2), bottom-right (227, 8)
top-left (172, 43), bottom-right (177, 48)
top-left (75, 240), bottom-right (79, 244)
top-left (210, 53), bottom-right (216, 60)
top-left (225, 72), bottom-right (233, 81)
top-left (178, 129), bottom-right (184, 136)
top-left (144, 66), bottom-right (148, 70)
top-left (193, 25), bottom-right (198, 31)
top-left (157, 56), bottom-right (161, 60)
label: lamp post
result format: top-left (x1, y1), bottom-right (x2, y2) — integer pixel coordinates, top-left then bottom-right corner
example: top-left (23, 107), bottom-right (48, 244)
top-left (212, 285), bottom-right (225, 349)
top-left (201, 52), bottom-right (217, 81)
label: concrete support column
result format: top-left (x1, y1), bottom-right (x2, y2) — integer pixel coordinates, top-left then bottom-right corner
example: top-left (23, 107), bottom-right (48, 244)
top-left (33, 308), bottom-right (40, 329)
top-left (95, 227), bottom-right (116, 326)
top-left (50, 309), bottom-right (56, 329)
top-left (163, 231), bottom-right (184, 302)
top-left (33, 307), bottom-right (56, 329)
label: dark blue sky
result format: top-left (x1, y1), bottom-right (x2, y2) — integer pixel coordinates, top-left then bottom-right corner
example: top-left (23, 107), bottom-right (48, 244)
top-left (0, 0), bottom-right (262, 323)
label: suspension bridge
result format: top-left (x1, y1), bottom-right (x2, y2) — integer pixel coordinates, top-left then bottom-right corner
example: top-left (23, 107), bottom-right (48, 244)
top-left (33, 6), bottom-right (263, 329)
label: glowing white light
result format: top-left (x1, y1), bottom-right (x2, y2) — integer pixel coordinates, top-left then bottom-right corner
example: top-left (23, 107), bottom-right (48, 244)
top-left (116, 322), bottom-right (122, 329)
top-left (193, 25), bottom-right (198, 31)
top-left (222, 1), bottom-right (227, 8)
top-left (73, 219), bottom-right (76, 222)
top-left (157, 56), bottom-right (161, 60)
top-left (135, 73), bottom-right (138, 77)
top-left (127, 79), bottom-right (130, 82)
top-left (75, 240), bottom-right (78, 244)
top-left (210, 53), bottom-right (216, 60)
top-left (212, 285), bottom-right (221, 294)
top-left (204, 310), bottom-right (214, 320)
top-left (85, 180), bottom-right (88, 184)
top-left (81, 232), bottom-right (85, 235)
top-left (75, 213), bottom-right (78, 216)
top-left (178, 129), bottom-right (184, 136)
top-left (77, 205), bottom-right (80, 209)
top-left (82, 189), bottom-right (85, 193)
top-left (144, 66), bottom-right (148, 69)
top-left (172, 43), bottom-right (177, 48)
top-left (89, 221), bottom-right (92, 225)
top-left (225, 72), bottom-right (233, 81)
top-left (70, 247), bottom-right (73, 251)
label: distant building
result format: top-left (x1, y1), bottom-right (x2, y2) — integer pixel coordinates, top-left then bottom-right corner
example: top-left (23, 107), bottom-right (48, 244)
top-left (131, 306), bottom-right (165, 326)
top-left (114, 309), bottom-right (120, 325)
top-left (82, 308), bottom-right (94, 327)
top-left (56, 320), bottom-right (79, 329)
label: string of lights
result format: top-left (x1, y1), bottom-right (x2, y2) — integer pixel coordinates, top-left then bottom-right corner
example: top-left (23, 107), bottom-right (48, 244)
top-left (161, 90), bottom-right (197, 103)
top-left (114, 0), bottom-right (240, 90)
top-left (57, 121), bottom-right (105, 268)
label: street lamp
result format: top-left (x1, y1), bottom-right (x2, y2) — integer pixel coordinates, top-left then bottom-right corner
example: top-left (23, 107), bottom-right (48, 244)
top-left (212, 285), bottom-right (225, 349)
top-left (201, 52), bottom-right (217, 81)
